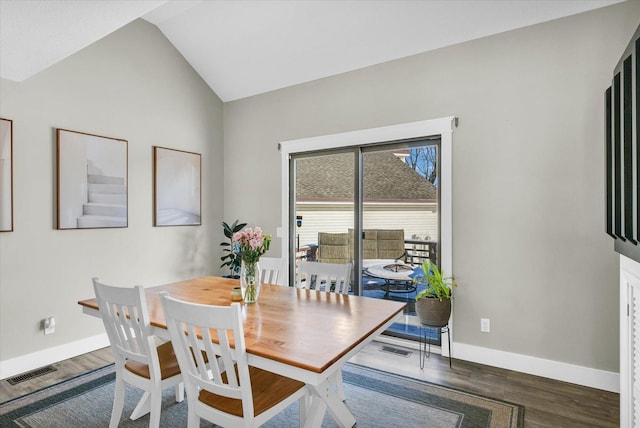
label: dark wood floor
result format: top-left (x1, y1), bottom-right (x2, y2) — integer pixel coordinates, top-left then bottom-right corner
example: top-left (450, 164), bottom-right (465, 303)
top-left (0, 341), bottom-right (618, 427)
top-left (0, 346), bottom-right (113, 402)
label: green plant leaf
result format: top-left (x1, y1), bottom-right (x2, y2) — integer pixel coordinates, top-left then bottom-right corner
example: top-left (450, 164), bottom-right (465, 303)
top-left (232, 222), bottom-right (247, 233)
top-left (414, 261), bottom-right (457, 301)
top-left (220, 220), bottom-right (246, 276)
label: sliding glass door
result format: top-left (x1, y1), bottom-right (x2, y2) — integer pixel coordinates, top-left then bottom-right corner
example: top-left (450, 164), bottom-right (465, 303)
top-left (281, 117), bottom-right (454, 350)
top-left (361, 141), bottom-right (440, 340)
top-left (289, 139), bottom-right (441, 341)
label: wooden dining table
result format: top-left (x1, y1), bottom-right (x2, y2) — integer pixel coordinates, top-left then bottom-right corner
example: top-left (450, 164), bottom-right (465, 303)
top-left (78, 276), bottom-right (406, 428)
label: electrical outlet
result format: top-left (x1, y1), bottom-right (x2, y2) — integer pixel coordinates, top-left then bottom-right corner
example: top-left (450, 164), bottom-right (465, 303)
top-left (44, 317), bottom-right (55, 335)
top-left (480, 318), bottom-right (490, 333)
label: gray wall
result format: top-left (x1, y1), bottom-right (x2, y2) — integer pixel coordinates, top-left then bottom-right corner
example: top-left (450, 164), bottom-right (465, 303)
top-left (0, 20), bottom-right (224, 361)
top-left (224, 1), bottom-right (640, 372)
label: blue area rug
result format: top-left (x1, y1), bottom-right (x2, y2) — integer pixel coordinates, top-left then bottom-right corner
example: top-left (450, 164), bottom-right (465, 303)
top-left (0, 363), bottom-right (524, 427)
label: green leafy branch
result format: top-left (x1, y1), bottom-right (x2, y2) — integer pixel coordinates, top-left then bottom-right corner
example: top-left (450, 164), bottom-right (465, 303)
top-left (219, 220), bottom-right (247, 276)
top-left (414, 261), bottom-right (457, 301)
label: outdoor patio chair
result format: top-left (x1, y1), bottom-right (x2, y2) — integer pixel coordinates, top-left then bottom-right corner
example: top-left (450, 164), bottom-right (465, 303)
top-left (349, 229), bottom-right (407, 267)
top-left (316, 232), bottom-right (350, 264)
top-left (160, 294), bottom-right (308, 428)
top-left (92, 278), bottom-right (184, 428)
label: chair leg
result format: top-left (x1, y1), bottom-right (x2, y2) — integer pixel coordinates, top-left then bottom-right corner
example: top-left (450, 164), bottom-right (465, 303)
top-left (130, 391), bottom-right (151, 420)
top-left (175, 382), bottom-right (185, 402)
top-left (109, 376), bottom-right (126, 428)
top-left (148, 387), bottom-right (162, 428)
top-left (187, 404), bottom-right (199, 428)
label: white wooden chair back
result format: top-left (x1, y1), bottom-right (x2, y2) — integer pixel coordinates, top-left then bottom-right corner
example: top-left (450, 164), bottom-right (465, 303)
top-left (259, 257), bottom-right (285, 285)
top-left (296, 261), bottom-right (353, 294)
top-left (93, 278), bottom-right (184, 428)
top-left (161, 293), bottom-right (307, 427)
top-left (294, 261), bottom-right (352, 400)
top-left (93, 279), bottom-right (159, 372)
top-left (162, 295), bottom-right (256, 425)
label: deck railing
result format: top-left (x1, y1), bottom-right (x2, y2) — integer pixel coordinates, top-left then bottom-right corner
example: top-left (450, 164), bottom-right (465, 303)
top-left (404, 239), bottom-right (437, 267)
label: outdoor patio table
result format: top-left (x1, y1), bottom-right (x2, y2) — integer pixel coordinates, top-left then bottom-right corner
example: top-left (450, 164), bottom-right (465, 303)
top-left (364, 262), bottom-right (418, 295)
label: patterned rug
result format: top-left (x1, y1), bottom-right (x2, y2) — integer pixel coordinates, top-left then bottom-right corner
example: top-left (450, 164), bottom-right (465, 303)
top-left (0, 363), bottom-right (524, 427)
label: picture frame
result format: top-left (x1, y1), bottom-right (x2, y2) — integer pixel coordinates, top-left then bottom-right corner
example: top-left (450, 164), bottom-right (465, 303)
top-left (0, 118), bottom-right (13, 232)
top-left (153, 146), bottom-right (201, 227)
top-left (56, 128), bottom-right (128, 229)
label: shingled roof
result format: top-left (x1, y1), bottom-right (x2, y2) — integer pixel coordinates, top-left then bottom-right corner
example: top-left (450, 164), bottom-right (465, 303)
top-left (296, 151), bottom-right (437, 201)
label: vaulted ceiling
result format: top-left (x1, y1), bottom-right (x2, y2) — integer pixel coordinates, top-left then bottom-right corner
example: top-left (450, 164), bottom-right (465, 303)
top-left (0, 0), bottom-right (624, 101)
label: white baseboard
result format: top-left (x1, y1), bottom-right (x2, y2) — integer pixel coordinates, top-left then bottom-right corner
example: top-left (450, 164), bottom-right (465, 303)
top-left (453, 342), bottom-right (619, 393)
top-left (377, 335), bottom-right (618, 393)
top-left (0, 334), bottom-right (620, 393)
top-left (0, 334), bottom-right (110, 380)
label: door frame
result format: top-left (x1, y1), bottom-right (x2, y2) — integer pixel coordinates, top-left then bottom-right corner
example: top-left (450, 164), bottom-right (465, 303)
top-left (279, 117), bottom-right (456, 290)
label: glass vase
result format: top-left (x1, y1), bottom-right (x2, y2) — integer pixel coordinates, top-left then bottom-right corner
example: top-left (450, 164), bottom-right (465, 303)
top-left (240, 260), bottom-right (261, 303)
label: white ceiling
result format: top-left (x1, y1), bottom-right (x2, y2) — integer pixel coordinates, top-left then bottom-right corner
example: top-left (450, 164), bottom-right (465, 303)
top-left (0, 0), bottom-right (625, 101)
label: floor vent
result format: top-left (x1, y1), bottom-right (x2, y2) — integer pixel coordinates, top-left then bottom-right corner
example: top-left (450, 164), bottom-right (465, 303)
top-left (380, 345), bottom-right (412, 357)
top-left (7, 366), bottom-right (57, 385)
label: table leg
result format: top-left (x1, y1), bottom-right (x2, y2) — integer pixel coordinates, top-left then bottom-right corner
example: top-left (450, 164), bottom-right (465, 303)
top-left (306, 378), bottom-right (356, 428)
top-left (302, 394), bottom-right (327, 428)
top-left (381, 279), bottom-right (416, 295)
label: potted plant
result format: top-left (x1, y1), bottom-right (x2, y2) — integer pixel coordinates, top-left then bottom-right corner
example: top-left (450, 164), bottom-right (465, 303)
top-left (220, 220), bottom-right (247, 277)
top-left (414, 261), bottom-right (457, 327)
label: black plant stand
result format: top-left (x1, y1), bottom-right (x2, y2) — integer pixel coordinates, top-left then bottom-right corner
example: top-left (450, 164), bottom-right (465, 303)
top-left (419, 324), bottom-right (451, 369)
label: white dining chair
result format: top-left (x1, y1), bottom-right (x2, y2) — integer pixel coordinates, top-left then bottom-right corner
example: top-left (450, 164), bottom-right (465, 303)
top-left (160, 293), bottom-right (309, 428)
top-left (259, 256), bottom-right (286, 285)
top-left (295, 260), bottom-right (352, 400)
top-left (92, 278), bottom-right (184, 428)
top-left (295, 260), bottom-right (353, 294)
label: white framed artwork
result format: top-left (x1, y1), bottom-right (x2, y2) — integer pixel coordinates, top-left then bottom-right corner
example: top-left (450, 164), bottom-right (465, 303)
top-left (153, 146), bottom-right (201, 227)
top-left (56, 128), bottom-right (128, 229)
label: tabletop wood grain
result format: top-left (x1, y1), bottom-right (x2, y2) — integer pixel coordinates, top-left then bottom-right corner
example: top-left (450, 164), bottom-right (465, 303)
top-left (79, 276), bottom-right (406, 374)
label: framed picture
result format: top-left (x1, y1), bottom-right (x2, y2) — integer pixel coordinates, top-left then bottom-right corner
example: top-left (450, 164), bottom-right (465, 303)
top-left (56, 129), bottom-right (128, 229)
top-left (0, 118), bottom-right (13, 232)
top-left (153, 146), bottom-right (201, 226)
